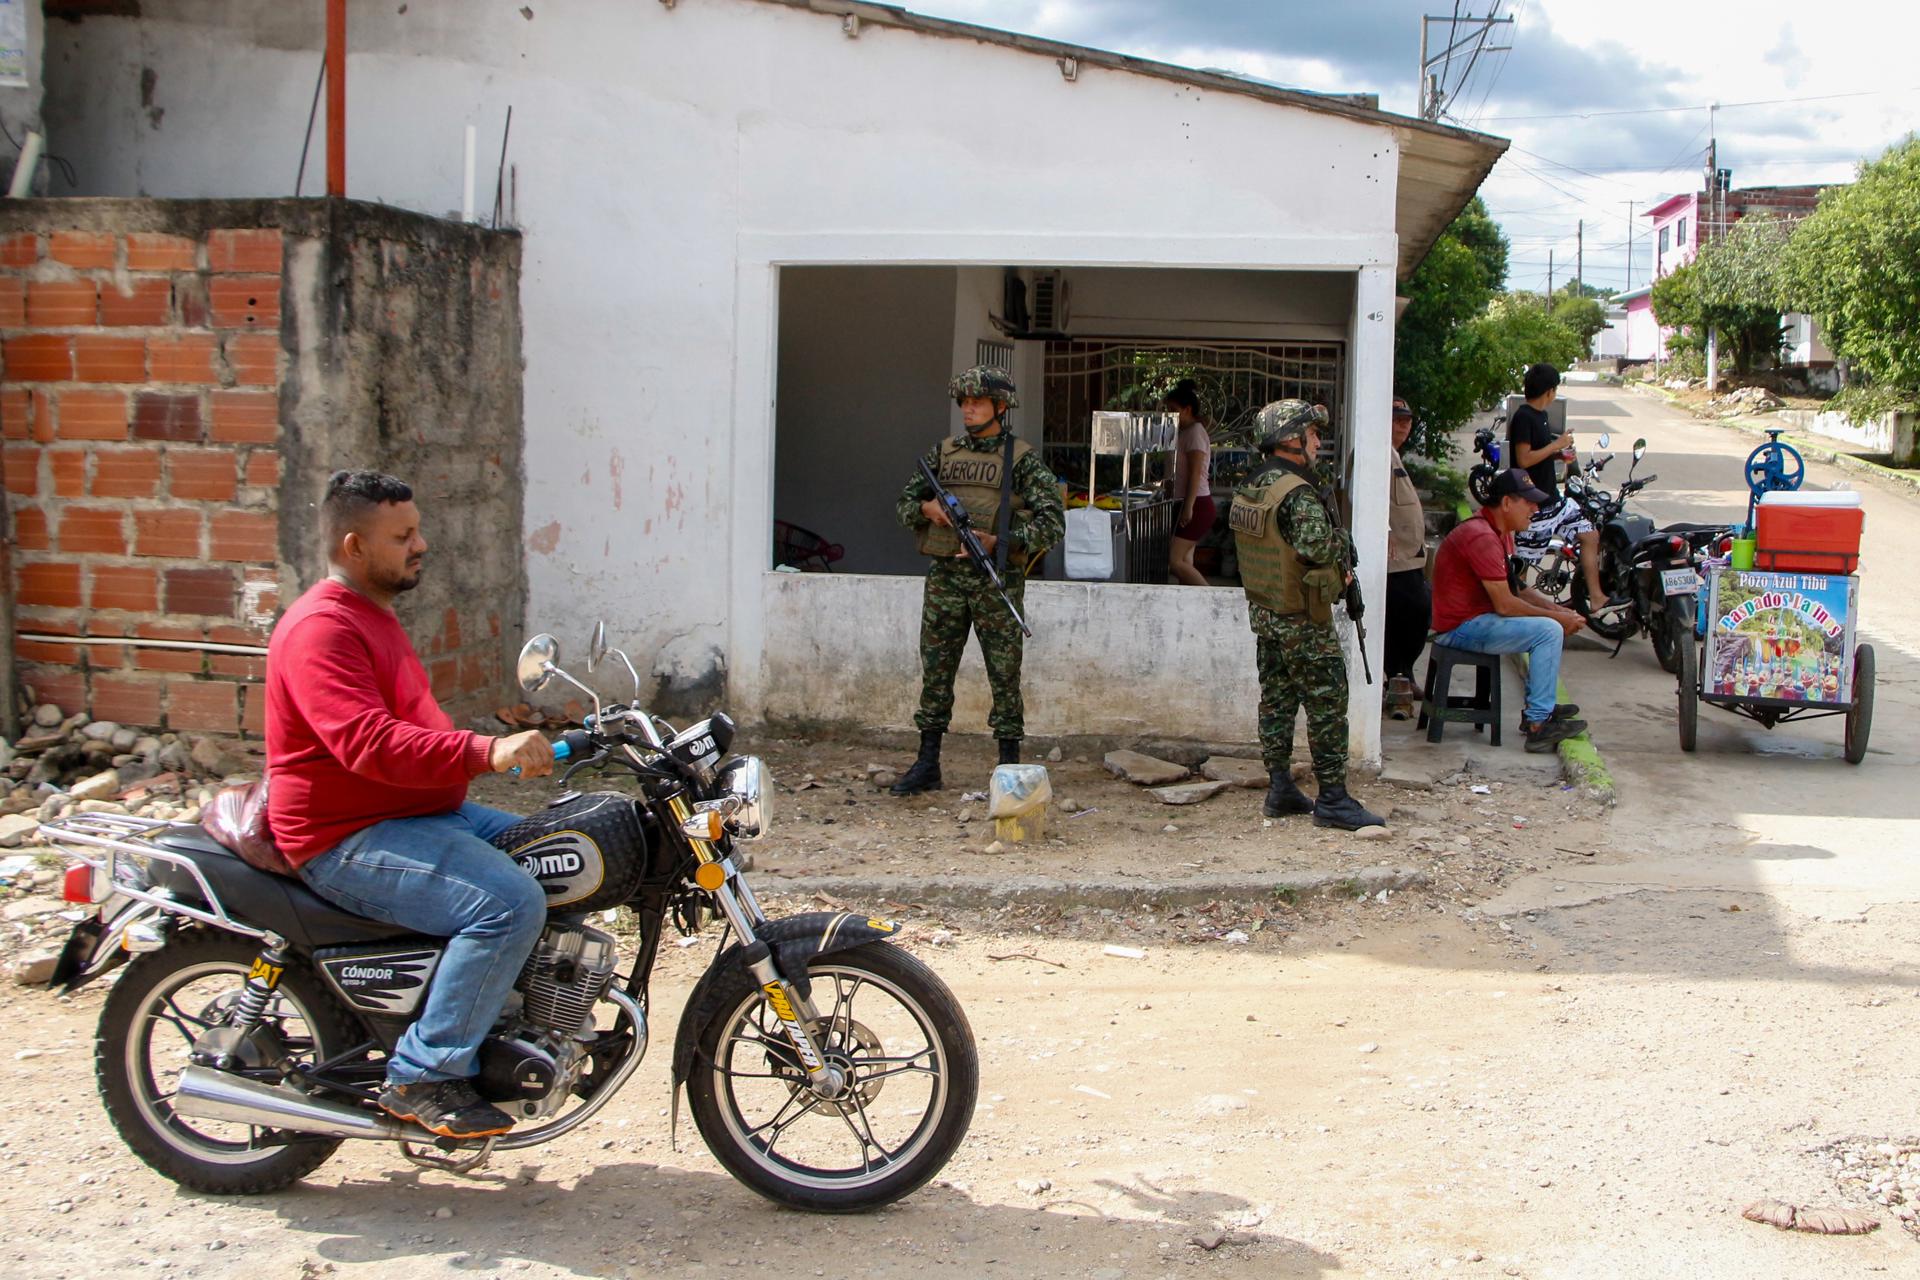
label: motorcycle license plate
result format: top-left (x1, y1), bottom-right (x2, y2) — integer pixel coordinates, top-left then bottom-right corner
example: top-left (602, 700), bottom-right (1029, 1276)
top-left (1661, 568), bottom-right (1697, 597)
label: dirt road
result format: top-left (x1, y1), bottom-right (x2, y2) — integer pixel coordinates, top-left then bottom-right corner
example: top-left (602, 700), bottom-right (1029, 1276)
top-left (4, 384), bottom-right (1917, 1278)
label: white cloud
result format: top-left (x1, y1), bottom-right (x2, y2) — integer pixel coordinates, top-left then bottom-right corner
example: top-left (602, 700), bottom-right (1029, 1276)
top-left (900, 0), bottom-right (1920, 292)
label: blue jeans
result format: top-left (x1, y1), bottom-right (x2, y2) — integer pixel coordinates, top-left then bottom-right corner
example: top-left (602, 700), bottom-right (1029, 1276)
top-left (1434, 613), bottom-right (1564, 725)
top-left (300, 803), bottom-right (544, 1085)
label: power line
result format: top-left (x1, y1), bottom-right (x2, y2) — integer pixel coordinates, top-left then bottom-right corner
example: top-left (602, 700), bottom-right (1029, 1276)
top-left (1480, 84), bottom-right (1920, 123)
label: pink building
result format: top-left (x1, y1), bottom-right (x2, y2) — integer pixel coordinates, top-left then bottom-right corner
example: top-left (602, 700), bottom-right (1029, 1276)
top-left (1621, 182), bottom-right (1832, 367)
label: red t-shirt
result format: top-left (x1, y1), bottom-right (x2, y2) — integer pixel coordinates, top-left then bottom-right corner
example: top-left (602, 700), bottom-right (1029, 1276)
top-left (1431, 508), bottom-right (1515, 634)
top-left (265, 580), bottom-right (494, 865)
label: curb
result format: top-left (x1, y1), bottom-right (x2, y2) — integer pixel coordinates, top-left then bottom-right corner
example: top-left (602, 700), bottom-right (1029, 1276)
top-left (1622, 380), bottom-right (1920, 499)
top-left (1512, 656), bottom-right (1617, 806)
top-left (760, 866), bottom-right (1430, 912)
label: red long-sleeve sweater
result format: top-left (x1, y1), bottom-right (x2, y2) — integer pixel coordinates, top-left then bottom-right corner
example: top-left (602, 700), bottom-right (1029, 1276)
top-left (265, 580), bottom-right (494, 866)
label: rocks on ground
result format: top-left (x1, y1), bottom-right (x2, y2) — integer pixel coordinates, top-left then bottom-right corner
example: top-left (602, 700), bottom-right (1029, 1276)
top-left (2, 703), bottom-right (260, 850)
top-left (1103, 750), bottom-right (1189, 786)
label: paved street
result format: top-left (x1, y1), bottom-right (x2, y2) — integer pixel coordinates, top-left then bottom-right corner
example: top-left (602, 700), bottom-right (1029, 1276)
top-left (1498, 384), bottom-right (1920, 920)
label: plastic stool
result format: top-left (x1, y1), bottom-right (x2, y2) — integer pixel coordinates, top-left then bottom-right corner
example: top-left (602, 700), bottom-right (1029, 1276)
top-left (1417, 643), bottom-right (1503, 746)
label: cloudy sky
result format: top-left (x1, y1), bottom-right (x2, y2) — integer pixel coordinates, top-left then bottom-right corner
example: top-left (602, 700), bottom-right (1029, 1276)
top-left (898, 0), bottom-right (1920, 294)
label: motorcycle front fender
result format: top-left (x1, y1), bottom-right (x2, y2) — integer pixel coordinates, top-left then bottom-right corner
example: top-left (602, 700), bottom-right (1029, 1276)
top-left (671, 911), bottom-right (901, 1087)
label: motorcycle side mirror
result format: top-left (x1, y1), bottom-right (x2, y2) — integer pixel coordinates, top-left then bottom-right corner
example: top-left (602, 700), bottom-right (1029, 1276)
top-left (1633, 439), bottom-right (1647, 462)
top-left (1596, 433), bottom-right (1611, 450)
top-left (517, 634), bottom-right (560, 694)
top-left (587, 620), bottom-right (608, 673)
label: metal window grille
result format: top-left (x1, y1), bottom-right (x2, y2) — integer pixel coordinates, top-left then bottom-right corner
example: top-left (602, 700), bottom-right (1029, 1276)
top-left (975, 339), bottom-right (1015, 372)
top-left (1041, 339), bottom-right (1346, 486)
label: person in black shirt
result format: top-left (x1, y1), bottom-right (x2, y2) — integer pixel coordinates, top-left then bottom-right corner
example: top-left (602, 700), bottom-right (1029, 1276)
top-left (1507, 363), bottom-right (1626, 619)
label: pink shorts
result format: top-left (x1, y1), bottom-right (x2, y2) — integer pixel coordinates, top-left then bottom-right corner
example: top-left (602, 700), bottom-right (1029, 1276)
top-left (1175, 495), bottom-right (1216, 542)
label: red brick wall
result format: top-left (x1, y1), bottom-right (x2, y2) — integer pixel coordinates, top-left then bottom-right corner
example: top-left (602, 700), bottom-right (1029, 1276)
top-left (2, 227), bottom-right (285, 737)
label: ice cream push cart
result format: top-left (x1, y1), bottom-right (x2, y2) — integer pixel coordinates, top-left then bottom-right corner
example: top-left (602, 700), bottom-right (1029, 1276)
top-left (1675, 436), bottom-right (1873, 762)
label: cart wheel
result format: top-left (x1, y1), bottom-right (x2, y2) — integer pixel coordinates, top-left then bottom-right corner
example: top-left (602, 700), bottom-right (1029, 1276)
top-left (1844, 643), bottom-right (1874, 765)
top-left (1677, 631), bottom-right (1699, 753)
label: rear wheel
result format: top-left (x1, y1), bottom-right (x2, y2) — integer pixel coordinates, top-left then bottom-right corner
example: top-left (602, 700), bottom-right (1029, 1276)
top-left (1468, 464), bottom-right (1497, 507)
top-left (1572, 575), bottom-right (1636, 641)
top-left (687, 942), bottom-right (978, 1213)
top-left (1677, 630), bottom-right (1699, 753)
top-left (96, 931), bottom-right (359, 1194)
top-left (1845, 644), bottom-right (1874, 765)
top-left (1652, 595), bottom-right (1691, 675)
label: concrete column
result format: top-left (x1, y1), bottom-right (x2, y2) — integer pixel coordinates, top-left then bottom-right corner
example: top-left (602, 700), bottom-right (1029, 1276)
top-left (727, 260), bottom-right (779, 720)
top-left (1344, 264), bottom-right (1394, 767)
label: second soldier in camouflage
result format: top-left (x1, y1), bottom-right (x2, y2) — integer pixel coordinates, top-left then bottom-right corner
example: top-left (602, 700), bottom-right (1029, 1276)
top-left (1230, 399), bottom-right (1385, 831)
top-left (890, 366), bottom-right (1064, 795)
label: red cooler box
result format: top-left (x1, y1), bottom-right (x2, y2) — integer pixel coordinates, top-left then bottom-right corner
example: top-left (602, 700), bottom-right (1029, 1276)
top-left (1754, 490), bottom-right (1864, 574)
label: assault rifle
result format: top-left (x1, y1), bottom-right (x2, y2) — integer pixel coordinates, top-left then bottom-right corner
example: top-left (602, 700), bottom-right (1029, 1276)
top-left (1343, 551), bottom-right (1373, 686)
top-left (917, 457), bottom-right (1033, 637)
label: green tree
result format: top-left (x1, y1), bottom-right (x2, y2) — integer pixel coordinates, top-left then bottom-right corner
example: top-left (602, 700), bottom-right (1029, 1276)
top-left (1784, 135), bottom-right (1920, 409)
top-left (1693, 214), bottom-right (1792, 373)
top-left (1394, 197), bottom-right (1510, 457)
top-left (1470, 293), bottom-right (1584, 387)
top-left (1550, 293), bottom-right (1609, 351)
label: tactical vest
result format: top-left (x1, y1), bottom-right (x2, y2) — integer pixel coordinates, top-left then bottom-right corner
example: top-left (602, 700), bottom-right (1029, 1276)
top-left (917, 436), bottom-right (1031, 559)
top-left (1229, 471), bottom-right (1310, 615)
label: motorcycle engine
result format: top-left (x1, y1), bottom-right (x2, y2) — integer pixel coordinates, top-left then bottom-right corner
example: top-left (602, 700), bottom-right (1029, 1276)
top-left (477, 921), bottom-right (621, 1119)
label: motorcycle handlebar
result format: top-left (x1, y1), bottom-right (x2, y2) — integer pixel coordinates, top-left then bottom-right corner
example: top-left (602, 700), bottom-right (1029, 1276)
top-left (508, 731), bottom-right (585, 777)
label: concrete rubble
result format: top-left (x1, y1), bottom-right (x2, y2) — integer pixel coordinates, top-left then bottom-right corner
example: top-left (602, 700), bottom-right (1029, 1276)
top-left (1, 702), bottom-right (261, 852)
top-left (1102, 750), bottom-right (1190, 786)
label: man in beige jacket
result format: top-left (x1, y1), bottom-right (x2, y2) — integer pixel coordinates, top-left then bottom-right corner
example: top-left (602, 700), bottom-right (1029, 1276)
top-left (1383, 398), bottom-right (1431, 718)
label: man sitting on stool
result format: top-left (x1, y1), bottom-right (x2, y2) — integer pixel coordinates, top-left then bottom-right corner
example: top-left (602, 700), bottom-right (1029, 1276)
top-left (1428, 468), bottom-right (1589, 754)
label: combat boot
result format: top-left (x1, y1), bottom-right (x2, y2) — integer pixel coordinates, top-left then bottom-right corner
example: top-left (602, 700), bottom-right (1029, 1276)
top-left (1311, 783), bottom-right (1385, 831)
top-left (997, 738), bottom-right (1021, 765)
top-left (1262, 770), bottom-right (1315, 818)
top-left (890, 730), bottom-right (943, 795)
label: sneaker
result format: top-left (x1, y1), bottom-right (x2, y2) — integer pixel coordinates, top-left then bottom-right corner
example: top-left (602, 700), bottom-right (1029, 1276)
top-left (1385, 676), bottom-right (1417, 721)
top-left (1522, 718), bottom-right (1588, 754)
top-left (1517, 703), bottom-right (1581, 732)
top-left (379, 1078), bottom-right (516, 1139)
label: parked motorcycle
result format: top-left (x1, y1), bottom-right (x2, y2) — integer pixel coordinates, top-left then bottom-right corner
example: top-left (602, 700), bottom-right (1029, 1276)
top-left (1467, 415), bottom-right (1504, 507)
top-left (41, 626), bottom-right (978, 1211)
top-left (1627, 523), bottom-right (1737, 675)
top-left (1560, 437), bottom-right (1658, 641)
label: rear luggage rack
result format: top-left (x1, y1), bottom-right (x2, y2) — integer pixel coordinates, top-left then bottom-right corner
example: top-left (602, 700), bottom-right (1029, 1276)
top-left (37, 814), bottom-right (265, 939)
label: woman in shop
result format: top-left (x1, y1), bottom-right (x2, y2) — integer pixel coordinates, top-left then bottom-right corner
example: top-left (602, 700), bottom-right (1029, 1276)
top-left (1166, 379), bottom-right (1214, 586)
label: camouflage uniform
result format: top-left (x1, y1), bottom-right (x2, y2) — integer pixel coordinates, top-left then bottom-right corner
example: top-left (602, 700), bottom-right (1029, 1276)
top-left (896, 433), bottom-right (1064, 739)
top-left (1240, 457), bottom-right (1351, 787)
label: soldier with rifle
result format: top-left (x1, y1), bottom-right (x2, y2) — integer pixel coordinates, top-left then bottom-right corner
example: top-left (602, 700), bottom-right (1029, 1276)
top-left (1229, 399), bottom-right (1385, 831)
top-left (890, 366), bottom-right (1065, 795)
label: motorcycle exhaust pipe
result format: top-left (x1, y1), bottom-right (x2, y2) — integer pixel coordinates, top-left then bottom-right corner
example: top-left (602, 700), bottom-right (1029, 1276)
top-left (173, 1065), bottom-right (415, 1142)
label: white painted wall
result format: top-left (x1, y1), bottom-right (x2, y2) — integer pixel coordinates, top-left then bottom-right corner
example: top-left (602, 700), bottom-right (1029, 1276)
top-left (48, 0), bottom-right (1406, 756)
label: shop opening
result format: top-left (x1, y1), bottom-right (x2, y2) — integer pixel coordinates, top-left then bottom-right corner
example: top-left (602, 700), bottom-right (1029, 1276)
top-left (771, 265), bottom-right (1353, 585)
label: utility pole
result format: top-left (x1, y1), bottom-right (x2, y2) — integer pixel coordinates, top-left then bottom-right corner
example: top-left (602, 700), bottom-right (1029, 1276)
top-left (1418, 8), bottom-right (1515, 121)
top-left (1625, 200), bottom-right (1634, 290)
top-left (1547, 249), bottom-right (1554, 297)
top-left (1576, 219), bottom-right (1584, 296)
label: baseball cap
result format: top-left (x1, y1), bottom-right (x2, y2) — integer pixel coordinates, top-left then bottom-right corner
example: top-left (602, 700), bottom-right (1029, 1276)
top-left (1390, 397), bottom-right (1412, 418)
top-left (1489, 467), bottom-right (1550, 505)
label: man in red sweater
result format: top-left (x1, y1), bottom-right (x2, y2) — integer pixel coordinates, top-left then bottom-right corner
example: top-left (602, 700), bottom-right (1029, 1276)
top-left (1429, 468), bottom-right (1590, 753)
top-left (269, 471), bottom-right (554, 1139)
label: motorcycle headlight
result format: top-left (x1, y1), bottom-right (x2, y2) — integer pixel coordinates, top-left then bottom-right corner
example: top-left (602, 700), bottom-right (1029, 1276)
top-left (720, 756), bottom-right (770, 841)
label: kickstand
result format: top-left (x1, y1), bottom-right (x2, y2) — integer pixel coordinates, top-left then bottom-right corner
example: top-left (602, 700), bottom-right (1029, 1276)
top-left (401, 1136), bottom-right (497, 1176)
top-left (1608, 633), bottom-right (1626, 659)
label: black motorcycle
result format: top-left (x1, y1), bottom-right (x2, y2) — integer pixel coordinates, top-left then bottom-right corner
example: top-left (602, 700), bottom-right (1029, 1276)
top-left (1561, 438), bottom-right (1658, 642)
top-left (1467, 415), bottom-right (1505, 507)
top-left (42, 626), bottom-right (977, 1211)
top-left (1625, 522), bottom-right (1736, 675)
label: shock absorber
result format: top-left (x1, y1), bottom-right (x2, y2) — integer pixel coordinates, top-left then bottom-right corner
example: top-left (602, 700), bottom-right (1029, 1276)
top-left (226, 939), bottom-right (293, 1036)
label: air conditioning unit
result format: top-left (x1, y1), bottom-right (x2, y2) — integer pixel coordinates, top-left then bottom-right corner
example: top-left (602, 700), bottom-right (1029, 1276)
top-left (1030, 270), bottom-right (1070, 335)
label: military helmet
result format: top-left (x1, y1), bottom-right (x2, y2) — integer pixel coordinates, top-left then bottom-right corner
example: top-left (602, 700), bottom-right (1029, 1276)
top-left (949, 365), bottom-right (1019, 409)
top-left (1253, 399), bottom-right (1328, 450)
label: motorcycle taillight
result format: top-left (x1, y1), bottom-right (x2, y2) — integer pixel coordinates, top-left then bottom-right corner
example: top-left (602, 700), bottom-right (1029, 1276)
top-left (1717, 536), bottom-right (1733, 554)
top-left (63, 863), bottom-right (104, 905)
top-left (1669, 536), bottom-right (1685, 554)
